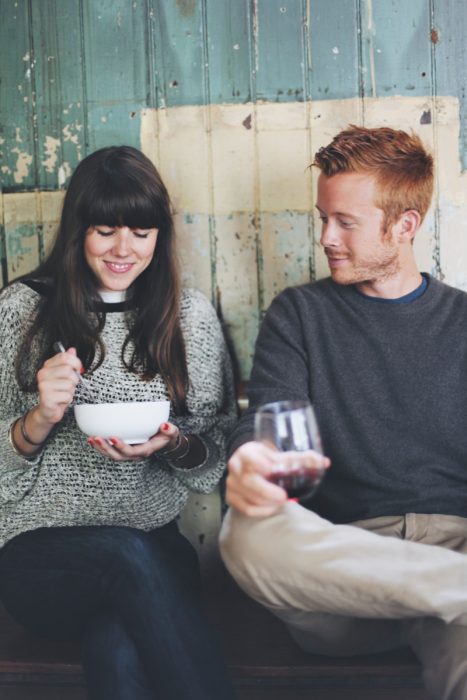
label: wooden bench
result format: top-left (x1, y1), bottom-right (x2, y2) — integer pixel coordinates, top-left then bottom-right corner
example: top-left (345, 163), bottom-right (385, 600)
top-left (0, 567), bottom-right (429, 700)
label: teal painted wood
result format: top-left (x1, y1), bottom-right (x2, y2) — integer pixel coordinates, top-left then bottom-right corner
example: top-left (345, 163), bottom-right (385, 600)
top-left (309, 0), bottom-right (360, 100)
top-left (255, 0), bottom-right (308, 103)
top-left (30, 0), bottom-right (86, 190)
top-left (205, 0), bottom-right (252, 103)
top-left (81, 0), bottom-right (147, 151)
top-left (3, 0), bottom-right (467, 190)
top-left (150, 0), bottom-right (206, 108)
top-left (0, 0), bottom-right (36, 190)
top-left (359, 0), bottom-right (432, 99)
top-left (432, 0), bottom-right (467, 169)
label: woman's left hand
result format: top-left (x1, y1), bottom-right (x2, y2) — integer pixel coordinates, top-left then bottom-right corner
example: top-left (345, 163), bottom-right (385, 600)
top-left (87, 421), bottom-right (180, 461)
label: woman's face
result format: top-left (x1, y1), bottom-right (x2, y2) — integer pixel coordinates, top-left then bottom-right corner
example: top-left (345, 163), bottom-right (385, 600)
top-left (84, 225), bottom-right (158, 293)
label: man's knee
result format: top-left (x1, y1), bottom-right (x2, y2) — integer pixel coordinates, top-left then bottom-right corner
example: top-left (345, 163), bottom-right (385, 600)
top-left (219, 507), bottom-right (289, 600)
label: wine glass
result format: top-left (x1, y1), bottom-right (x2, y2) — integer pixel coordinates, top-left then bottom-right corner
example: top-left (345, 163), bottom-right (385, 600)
top-left (254, 400), bottom-right (325, 501)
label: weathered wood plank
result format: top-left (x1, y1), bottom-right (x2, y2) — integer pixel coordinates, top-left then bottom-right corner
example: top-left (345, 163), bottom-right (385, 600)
top-left (359, 0), bottom-right (432, 99)
top-left (0, 0), bottom-right (35, 190)
top-left (29, 0), bottom-right (86, 190)
top-left (3, 193), bottom-right (40, 281)
top-left (81, 0), bottom-right (147, 151)
top-left (205, 0), bottom-right (252, 104)
top-left (255, 0), bottom-right (307, 103)
top-left (150, 0), bottom-right (206, 108)
top-left (310, 0), bottom-right (360, 101)
top-left (433, 0), bottom-right (467, 170)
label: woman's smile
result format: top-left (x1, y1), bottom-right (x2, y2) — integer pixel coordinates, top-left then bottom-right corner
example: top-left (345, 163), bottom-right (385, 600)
top-left (84, 226), bottom-right (158, 292)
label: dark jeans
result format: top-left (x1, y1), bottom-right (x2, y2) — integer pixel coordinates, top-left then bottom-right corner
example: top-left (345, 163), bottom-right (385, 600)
top-left (0, 522), bottom-right (234, 700)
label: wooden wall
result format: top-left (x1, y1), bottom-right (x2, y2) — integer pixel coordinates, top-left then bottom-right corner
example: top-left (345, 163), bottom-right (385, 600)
top-left (2, 0), bottom-right (467, 379)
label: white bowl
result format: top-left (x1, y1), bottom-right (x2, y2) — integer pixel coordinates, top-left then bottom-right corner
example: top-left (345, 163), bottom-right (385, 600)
top-left (74, 401), bottom-right (170, 444)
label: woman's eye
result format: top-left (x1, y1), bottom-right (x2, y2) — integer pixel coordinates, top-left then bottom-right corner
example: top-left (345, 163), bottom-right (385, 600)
top-left (95, 228), bottom-right (114, 237)
top-left (133, 231), bottom-right (150, 239)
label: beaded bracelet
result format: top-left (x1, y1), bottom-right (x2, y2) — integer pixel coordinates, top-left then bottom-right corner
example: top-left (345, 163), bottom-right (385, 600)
top-left (20, 409), bottom-right (45, 446)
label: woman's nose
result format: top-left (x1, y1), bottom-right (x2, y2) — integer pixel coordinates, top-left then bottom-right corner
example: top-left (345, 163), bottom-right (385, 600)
top-left (112, 228), bottom-right (131, 256)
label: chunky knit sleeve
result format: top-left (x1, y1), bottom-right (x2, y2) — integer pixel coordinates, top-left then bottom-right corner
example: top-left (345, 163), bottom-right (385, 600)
top-left (168, 289), bottom-right (237, 493)
top-left (0, 284), bottom-right (43, 503)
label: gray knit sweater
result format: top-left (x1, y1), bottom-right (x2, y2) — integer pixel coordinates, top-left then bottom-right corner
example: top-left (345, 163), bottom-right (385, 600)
top-left (0, 282), bottom-right (236, 549)
top-left (229, 275), bottom-right (467, 524)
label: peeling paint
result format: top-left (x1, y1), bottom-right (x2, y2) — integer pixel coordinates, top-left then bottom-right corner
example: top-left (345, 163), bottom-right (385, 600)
top-left (43, 136), bottom-right (61, 173)
top-left (58, 162), bottom-right (71, 187)
top-left (62, 123), bottom-right (82, 144)
top-left (10, 148), bottom-right (32, 183)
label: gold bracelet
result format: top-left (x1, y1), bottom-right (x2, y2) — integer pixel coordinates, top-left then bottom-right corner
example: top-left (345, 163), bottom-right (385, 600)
top-left (20, 409), bottom-right (44, 446)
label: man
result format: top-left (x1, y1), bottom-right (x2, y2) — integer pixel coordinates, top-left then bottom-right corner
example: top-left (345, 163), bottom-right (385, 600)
top-left (219, 125), bottom-right (467, 700)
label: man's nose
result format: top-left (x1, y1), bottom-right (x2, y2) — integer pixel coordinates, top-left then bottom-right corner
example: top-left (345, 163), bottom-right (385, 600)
top-left (320, 220), bottom-right (340, 248)
top-left (112, 227), bottom-right (131, 256)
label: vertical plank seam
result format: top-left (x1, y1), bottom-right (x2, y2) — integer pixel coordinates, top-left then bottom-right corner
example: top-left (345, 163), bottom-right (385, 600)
top-left (356, 0), bottom-right (366, 124)
top-left (78, 0), bottom-right (89, 154)
top-left (201, 0), bottom-right (217, 307)
top-left (145, 0), bottom-right (161, 166)
top-left (248, 0), bottom-right (263, 319)
top-left (429, 0), bottom-right (442, 279)
top-left (0, 190), bottom-right (6, 287)
top-left (303, 0), bottom-right (315, 282)
top-left (26, 0), bottom-right (39, 185)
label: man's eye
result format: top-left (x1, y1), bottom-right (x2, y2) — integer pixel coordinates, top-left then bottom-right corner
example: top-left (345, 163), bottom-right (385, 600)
top-left (319, 216), bottom-right (328, 224)
top-left (339, 221), bottom-right (354, 228)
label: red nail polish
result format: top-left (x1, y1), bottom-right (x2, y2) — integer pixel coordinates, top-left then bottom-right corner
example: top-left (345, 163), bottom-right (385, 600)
top-left (87, 438), bottom-right (94, 445)
top-left (161, 423), bottom-right (169, 431)
top-left (109, 438), bottom-right (117, 446)
top-left (79, 366), bottom-right (85, 375)
top-left (94, 437), bottom-right (102, 446)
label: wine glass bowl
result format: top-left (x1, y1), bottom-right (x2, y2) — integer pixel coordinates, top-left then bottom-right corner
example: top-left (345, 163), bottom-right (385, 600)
top-left (254, 400), bottom-right (325, 501)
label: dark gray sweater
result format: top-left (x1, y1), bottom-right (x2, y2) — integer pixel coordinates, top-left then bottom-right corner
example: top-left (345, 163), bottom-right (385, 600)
top-left (229, 275), bottom-right (467, 524)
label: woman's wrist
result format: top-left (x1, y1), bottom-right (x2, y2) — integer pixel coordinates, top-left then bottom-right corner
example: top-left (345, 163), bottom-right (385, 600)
top-left (164, 434), bottom-right (207, 470)
top-left (159, 432), bottom-right (191, 460)
top-left (9, 407), bottom-right (54, 457)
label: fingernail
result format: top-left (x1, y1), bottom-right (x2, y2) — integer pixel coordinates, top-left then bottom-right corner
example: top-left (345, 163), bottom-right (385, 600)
top-left (79, 366), bottom-right (85, 375)
top-left (87, 438), bottom-right (94, 446)
top-left (109, 438), bottom-right (117, 446)
top-left (94, 437), bottom-right (102, 446)
top-left (161, 423), bottom-right (169, 431)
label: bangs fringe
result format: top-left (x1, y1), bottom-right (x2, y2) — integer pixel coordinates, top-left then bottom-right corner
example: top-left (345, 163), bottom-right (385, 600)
top-left (78, 179), bottom-right (160, 230)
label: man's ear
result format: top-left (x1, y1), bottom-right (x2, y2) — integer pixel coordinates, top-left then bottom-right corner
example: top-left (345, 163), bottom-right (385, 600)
top-left (394, 210), bottom-right (421, 243)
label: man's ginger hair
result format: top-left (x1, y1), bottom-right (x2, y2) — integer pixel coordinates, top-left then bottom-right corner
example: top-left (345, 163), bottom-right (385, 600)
top-left (313, 125), bottom-right (434, 228)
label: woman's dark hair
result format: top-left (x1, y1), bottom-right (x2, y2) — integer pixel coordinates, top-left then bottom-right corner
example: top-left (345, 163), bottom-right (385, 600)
top-left (16, 146), bottom-right (188, 412)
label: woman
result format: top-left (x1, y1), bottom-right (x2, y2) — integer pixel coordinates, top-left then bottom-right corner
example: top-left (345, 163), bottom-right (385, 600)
top-left (0, 146), bottom-right (237, 699)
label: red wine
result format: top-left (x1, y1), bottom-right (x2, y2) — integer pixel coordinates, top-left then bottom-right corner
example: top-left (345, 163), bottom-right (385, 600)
top-left (268, 466), bottom-right (323, 500)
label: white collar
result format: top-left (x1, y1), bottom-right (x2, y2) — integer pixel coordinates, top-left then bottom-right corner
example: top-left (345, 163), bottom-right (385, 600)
top-left (99, 290), bottom-right (126, 303)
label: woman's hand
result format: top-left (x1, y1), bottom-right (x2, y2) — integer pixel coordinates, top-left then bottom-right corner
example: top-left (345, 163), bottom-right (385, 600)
top-left (87, 421), bottom-right (180, 461)
top-left (36, 347), bottom-right (83, 425)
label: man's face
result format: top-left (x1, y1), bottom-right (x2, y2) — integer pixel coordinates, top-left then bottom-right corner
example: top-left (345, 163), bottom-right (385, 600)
top-left (316, 171), bottom-right (400, 287)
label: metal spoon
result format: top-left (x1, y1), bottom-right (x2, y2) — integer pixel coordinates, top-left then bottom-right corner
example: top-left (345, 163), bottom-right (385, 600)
top-left (53, 341), bottom-right (91, 389)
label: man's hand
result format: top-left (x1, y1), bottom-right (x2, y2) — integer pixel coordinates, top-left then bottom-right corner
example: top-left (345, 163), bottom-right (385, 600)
top-left (226, 441), bottom-right (330, 518)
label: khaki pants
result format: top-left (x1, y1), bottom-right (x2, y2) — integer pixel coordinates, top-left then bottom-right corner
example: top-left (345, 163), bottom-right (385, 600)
top-left (219, 503), bottom-right (467, 700)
